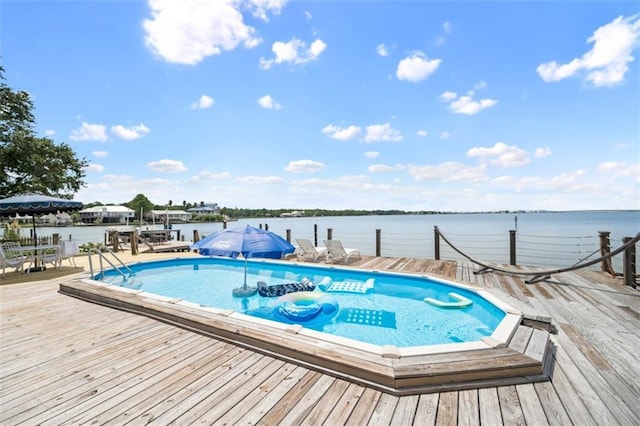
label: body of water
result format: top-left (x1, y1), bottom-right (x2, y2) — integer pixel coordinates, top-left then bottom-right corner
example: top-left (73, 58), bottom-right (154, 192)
top-left (21, 210), bottom-right (640, 272)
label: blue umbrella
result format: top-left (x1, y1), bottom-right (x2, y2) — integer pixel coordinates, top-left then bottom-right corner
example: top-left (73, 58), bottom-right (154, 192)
top-left (191, 225), bottom-right (295, 296)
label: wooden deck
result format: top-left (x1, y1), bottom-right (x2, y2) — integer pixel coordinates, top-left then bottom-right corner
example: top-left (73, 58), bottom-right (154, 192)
top-left (1, 256), bottom-right (639, 424)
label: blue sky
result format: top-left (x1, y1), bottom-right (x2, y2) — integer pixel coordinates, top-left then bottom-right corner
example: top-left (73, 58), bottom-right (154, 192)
top-left (2, 1), bottom-right (639, 211)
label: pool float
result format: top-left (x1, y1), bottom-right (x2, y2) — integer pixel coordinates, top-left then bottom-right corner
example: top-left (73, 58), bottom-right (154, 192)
top-left (424, 292), bottom-right (473, 309)
top-left (324, 278), bottom-right (375, 294)
top-left (257, 277), bottom-right (315, 297)
top-left (276, 291), bottom-right (339, 322)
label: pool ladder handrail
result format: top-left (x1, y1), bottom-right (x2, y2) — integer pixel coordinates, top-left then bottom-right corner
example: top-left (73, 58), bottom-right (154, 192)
top-left (87, 246), bottom-right (133, 281)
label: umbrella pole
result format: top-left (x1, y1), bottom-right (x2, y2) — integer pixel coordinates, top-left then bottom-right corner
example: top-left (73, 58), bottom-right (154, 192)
top-left (29, 216), bottom-right (42, 272)
top-left (243, 257), bottom-right (248, 289)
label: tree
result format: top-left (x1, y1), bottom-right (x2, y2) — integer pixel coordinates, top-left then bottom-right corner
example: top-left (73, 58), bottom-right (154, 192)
top-left (0, 66), bottom-right (88, 197)
top-left (126, 194), bottom-right (154, 220)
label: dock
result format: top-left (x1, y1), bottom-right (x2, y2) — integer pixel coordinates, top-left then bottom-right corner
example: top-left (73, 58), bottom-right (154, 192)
top-left (1, 255), bottom-right (638, 424)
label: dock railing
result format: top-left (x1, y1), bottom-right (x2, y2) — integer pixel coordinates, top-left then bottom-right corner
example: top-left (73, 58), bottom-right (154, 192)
top-left (277, 225), bottom-right (638, 287)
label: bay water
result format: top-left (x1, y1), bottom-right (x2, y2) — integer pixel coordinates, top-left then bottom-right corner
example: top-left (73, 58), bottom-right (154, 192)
top-left (32, 210), bottom-right (639, 273)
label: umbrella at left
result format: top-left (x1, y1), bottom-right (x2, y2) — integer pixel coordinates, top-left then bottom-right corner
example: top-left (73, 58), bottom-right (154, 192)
top-left (0, 193), bottom-right (83, 271)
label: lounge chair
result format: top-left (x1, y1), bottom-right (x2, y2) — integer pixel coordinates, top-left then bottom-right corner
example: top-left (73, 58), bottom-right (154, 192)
top-left (295, 239), bottom-right (327, 262)
top-left (323, 240), bottom-right (361, 264)
top-left (0, 242), bottom-right (29, 277)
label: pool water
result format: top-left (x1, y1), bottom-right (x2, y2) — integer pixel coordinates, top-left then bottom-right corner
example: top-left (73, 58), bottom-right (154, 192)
top-left (97, 257), bottom-right (506, 348)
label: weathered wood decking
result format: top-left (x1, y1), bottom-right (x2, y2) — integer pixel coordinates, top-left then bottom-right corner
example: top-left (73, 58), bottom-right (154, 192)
top-left (1, 256), bottom-right (639, 424)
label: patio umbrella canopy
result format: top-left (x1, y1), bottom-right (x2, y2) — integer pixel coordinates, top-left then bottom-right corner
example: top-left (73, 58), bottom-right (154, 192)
top-left (191, 225), bottom-right (295, 297)
top-left (0, 193), bottom-right (84, 271)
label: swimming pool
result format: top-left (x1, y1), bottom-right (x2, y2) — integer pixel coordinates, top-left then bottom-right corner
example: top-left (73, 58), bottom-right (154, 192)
top-left (96, 257), bottom-right (507, 348)
top-left (62, 256), bottom-right (550, 394)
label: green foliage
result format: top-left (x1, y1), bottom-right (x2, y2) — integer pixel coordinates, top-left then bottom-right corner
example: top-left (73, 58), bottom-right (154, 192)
top-left (191, 214), bottom-right (223, 222)
top-left (0, 66), bottom-right (88, 197)
top-left (78, 242), bottom-right (109, 253)
top-left (125, 194), bottom-right (155, 219)
top-left (2, 221), bottom-right (21, 240)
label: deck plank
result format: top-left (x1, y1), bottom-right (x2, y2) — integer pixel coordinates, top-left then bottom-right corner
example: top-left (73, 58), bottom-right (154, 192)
top-left (457, 389), bottom-right (480, 426)
top-left (414, 393), bottom-right (439, 426)
top-left (497, 386), bottom-right (526, 426)
top-left (435, 391), bottom-right (458, 425)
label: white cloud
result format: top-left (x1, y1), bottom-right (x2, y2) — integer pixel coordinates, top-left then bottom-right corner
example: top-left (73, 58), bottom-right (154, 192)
top-left (70, 122), bottom-right (108, 142)
top-left (111, 124), bottom-right (151, 140)
top-left (237, 175), bottom-right (285, 184)
top-left (440, 131), bottom-right (450, 139)
top-left (191, 95), bottom-right (215, 109)
top-left (45, 129), bottom-right (55, 136)
top-left (598, 160), bottom-right (640, 179)
top-left (244, 0), bottom-right (287, 22)
top-left (396, 51), bottom-right (441, 83)
top-left (537, 14), bottom-right (640, 87)
top-left (304, 11), bottom-right (312, 20)
top-left (440, 90), bottom-right (498, 115)
top-left (416, 130), bottom-right (428, 137)
top-left (467, 142), bottom-right (531, 168)
top-left (534, 147), bottom-right (552, 158)
top-left (147, 159), bottom-right (187, 173)
top-left (376, 43), bottom-right (388, 57)
top-left (189, 171), bottom-right (232, 182)
top-left (439, 91), bottom-right (457, 102)
top-left (322, 124), bottom-right (361, 141)
top-left (93, 150), bottom-right (108, 158)
top-left (143, 0), bottom-right (262, 65)
top-left (259, 38), bottom-right (327, 69)
top-left (86, 163), bottom-right (104, 172)
top-left (364, 151), bottom-right (380, 159)
top-left (258, 95), bottom-right (282, 109)
top-left (436, 21), bottom-right (452, 46)
top-left (369, 164), bottom-right (396, 173)
top-left (474, 81), bottom-right (487, 90)
top-left (285, 159), bottom-right (325, 173)
top-left (407, 162), bottom-right (488, 183)
top-left (364, 123), bottom-right (402, 143)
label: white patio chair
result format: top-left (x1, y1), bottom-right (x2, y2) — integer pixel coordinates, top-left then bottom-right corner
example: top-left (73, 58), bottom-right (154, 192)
top-left (323, 240), bottom-right (361, 264)
top-left (0, 242), bottom-right (29, 277)
top-left (295, 239), bottom-right (327, 262)
top-left (39, 244), bottom-right (62, 270)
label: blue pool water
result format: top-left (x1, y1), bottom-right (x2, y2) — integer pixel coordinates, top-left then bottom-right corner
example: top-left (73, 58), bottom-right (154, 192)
top-left (97, 257), bottom-right (506, 347)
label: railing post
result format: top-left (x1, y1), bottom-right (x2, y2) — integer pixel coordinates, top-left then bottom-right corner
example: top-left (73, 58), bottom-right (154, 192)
top-left (193, 229), bottom-right (200, 243)
top-left (265, 223), bottom-right (269, 231)
top-left (434, 226), bottom-right (440, 260)
top-left (327, 228), bottom-right (333, 241)
top-left (286, 229), bottom-right (291, 242)
top-left (314, 224), bottom-right (318, 247)
top-left (599, 231), bottom-right (615, 275)
top-left (131, 230), bottom-right (139, 255)
top-left (622, 236), bottom-right (637, 288)
top-left (509, 230), bottom-right (517, 266)
top-left (375, 229), bottom-right (381, 257)
top-left (110, 231), bottom-right (119, 253)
